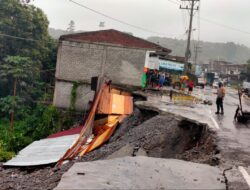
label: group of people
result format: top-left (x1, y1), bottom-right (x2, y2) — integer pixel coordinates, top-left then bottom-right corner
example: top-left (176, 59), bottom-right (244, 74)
top-left (145, 69), bottom-right (172, 88)
top-left (142, 68), bottom-right (226, 115)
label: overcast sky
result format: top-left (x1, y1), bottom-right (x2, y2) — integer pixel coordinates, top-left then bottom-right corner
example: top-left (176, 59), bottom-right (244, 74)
top-left (32, 0), bottom-right (250, 47)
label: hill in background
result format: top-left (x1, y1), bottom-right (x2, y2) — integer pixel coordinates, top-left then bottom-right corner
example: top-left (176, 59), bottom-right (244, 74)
top-left (48, 28), bottom-right (85, 39)
top-left (148, 37), bottom-right (250, 64)
top-left (48, 28), bottom-right (250, 64)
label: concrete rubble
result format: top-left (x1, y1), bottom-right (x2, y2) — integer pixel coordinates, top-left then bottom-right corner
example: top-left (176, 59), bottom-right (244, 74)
top-left (54, 156), bottom-right (225, 190)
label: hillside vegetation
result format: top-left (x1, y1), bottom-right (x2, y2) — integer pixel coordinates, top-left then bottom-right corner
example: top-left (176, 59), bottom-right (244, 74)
top-left (48, 28), bottom-right (85, 39)
top-left (49, 28), bottom-right (250, 64)
top-left (148, 37), bottom-right (250, 64)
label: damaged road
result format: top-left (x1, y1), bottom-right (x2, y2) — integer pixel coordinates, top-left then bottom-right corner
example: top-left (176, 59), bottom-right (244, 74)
top-left (1, 87), bottom-right (250, 190)
top-left (0, 104), bottom-right (222, 190)
top-left (79, 108), bottom-right (218, 165)
top-left (55, 157), bottom-right (225, 190)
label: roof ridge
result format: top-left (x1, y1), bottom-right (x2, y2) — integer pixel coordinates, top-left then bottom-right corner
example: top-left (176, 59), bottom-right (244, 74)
top-left (60, 29), bottom-right (171, 53)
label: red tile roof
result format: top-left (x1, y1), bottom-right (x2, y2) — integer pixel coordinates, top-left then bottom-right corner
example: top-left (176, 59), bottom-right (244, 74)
top-left (60, 29), bottom-right (171, 53)
top-left (47, 126), bottom-right (82, 138)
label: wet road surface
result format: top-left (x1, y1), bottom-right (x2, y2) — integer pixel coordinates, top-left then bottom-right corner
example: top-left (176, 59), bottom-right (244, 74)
top-left (200, 87), bottom-right (250, 165)
top-left (138, 87), bottom-right (250, 189)
top-left (199, 87), bottom-right (250, 189)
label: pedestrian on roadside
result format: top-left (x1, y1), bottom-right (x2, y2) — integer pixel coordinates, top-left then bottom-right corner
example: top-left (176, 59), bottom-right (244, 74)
top-left (188, 79), bottom-right (194, 95)
top-left (215, 82), bottom-right (226, 114)
top-left (141, 71), bottom-right (147, 89)
top-left (181, 79), bottom-right (186, 92)
top-left (151, 70), bottom-right (158, 88)
top-left (158, 72), bottom-right (166, 88)
top-left (170, 89), bottom-right (173, 101)
top-left (146, 69), bottom-right (153, 87)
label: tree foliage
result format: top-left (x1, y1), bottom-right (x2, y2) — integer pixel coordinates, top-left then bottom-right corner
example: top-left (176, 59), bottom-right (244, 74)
top-left (0, 0), bottom-right (75, 161)
top-left (0, 96), bottom-right (23, 115)
top-left (0, 0), bottom-right (50, 60)
top-left (0, 56), bottom-right (39, 81)
top-left (67, 20), bottom-right (75, 32)
top-left (0, 0), bottom-right (57, 98)
top-left (148, 37), bottom-right (250, 64)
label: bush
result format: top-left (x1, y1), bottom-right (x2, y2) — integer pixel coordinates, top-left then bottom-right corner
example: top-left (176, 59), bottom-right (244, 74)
top-left (0, 140), bottom-right (15, 162)
top-left (0, 148), bottom-right (15, 162)
top-left (0, 104), bottom-right (60, 156)
top-left (0, 104), bottom-right (79, 162)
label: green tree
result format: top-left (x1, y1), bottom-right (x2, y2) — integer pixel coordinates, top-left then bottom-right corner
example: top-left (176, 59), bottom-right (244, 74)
top-left (0, 0), bottom-right (57, 99)
top-left (0, 56), bottom-right (39, 130)
top-left (0, 0), bottom-right (51, 64)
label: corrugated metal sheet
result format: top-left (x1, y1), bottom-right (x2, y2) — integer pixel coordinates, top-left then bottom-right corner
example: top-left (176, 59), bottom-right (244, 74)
top-left (4, 134), bottom-right (78, 166)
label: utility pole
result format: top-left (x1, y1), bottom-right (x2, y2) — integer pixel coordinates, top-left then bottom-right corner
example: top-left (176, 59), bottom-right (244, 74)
top-left (180, 0), bottom-right (199, 72)
top-left (194, 44), bottom-right (202, 65)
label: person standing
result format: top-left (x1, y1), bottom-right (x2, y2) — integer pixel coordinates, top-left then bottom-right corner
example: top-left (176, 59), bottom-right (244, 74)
top-left (215, 82), bottom-right (226, 114)
top-left (181, 79), bottom-right (186, 92)
top-left (151, 70), bottom-right (158, 87)
top-left (147, 69), bottom-right (154, 87)
top-left (158, 72), bottom-right (166, 88)
top-left (188, 80), bottom-right (194, 95)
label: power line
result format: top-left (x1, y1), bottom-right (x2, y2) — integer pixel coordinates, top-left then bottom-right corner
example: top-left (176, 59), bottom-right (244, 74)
top-left (0, 33), bottom-right (58, 44)
top-left (0, 33), bottom-right (38, 42)
top-left (180, 1), bottom-right (188, 33)
top-left (180, 0), bottom-right (199, 64)
top-left (69, 0), bottom-right (170, 37)
top-left (3, 0), bottom-right (250, 44)
top-left (167, 0), bottom-right (180, 5)
top-left (197, 0), bottom-right (201, 42)
top-left (170, 0), bottom-right (250, 36)
top-left (200, 17), bottom-right (250, 35)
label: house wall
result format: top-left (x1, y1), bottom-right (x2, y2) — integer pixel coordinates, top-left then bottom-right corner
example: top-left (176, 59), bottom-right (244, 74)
top-left (54, 40), bottom-right (149, 110)
top-left (56, 40), bottom-right (148, 85)
top-left (53, 80), bottom-right (95, 110)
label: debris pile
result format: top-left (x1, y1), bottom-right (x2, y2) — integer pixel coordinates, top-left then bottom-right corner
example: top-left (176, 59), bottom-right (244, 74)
top-left (5, 80), bottom-right (134, 167)
top-left (79, 110), bottom-right (219, 165)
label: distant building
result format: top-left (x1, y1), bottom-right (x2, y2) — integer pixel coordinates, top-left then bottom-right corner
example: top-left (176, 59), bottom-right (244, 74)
top-left (203, 60), bottom-right (246, 75)
top-left (53, 29), bottom-right (171, 110)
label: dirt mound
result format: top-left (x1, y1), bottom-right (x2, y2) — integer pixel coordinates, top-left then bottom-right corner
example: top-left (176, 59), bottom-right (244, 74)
top-left (80, 110), bottom-right (218, 165)
top-left (109, 108), bottom-right (158, 142)
top-left (0, 162), bottom-right (73, 190)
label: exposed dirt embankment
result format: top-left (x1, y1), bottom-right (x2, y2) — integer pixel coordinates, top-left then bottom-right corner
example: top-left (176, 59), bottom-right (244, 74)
top-left (80, 108), bottom-right (219, 165)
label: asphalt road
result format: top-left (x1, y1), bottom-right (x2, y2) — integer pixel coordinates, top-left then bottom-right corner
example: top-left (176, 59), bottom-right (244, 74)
top-left (200, 86), bottom-right (250, 189)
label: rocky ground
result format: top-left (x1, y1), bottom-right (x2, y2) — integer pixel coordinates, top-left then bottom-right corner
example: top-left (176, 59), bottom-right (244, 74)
top-left (0, 107), bottom-right (219, 190)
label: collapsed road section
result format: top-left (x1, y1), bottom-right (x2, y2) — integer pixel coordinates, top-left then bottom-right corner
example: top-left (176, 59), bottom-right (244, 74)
top-left (1, 84), bottom-right (226, 190)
